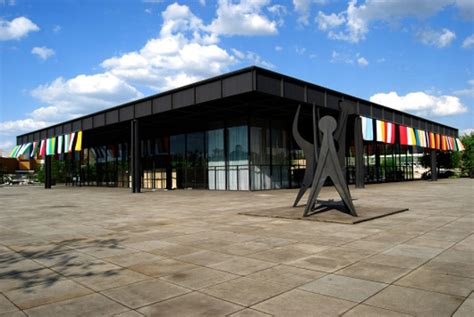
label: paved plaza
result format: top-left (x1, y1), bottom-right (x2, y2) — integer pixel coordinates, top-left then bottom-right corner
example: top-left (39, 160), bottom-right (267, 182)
top-left (0, 179), bottom-right (473, 316)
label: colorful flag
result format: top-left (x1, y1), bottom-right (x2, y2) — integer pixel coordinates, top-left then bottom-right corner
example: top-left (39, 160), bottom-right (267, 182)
top-left (68, 132), bottom-right (76, 152)
top-left (57, 135), bottom-right (63, 154)
top-left (75, 131), bottom-right (82, 151)
top-left (14, 144), bottom-right (25, 158)
top-left (39, 140), bottom-right (46, 156)
top-left (8, 145), bottom-right (20, 158)
top-left (441, 135), bottom-right (448, 151)
top-left (30, 141), bottom-right (39, 158)
top-left (376, 120), bottom-right (384, 143)
top-left (429, 132), bottom-right (436, 149)
top-left (18, 143), bottom-right (31, 158)
top-left (456, 138), bottom-right (465, 151)
top-left (361, 117), bottom-right (374, 141)
top-left (46, 137), bottom-right (56, 156)
top-left (435, 134), bottom-right (441, 149)
top-left (377, 120), bottom-right (395, 143)
top-left (448, 137), bottom-right (455, 151)
top-left (399, 125), bottom-right (407, 145)
top-left (408, 127), bottom-right (416, 146)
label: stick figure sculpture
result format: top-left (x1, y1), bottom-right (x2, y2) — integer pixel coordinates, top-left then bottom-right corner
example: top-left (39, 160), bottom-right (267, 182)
top-left (292, 101), bottom-right (354, 210)
top-left (292, 104), bottom-right (318, 207)
top-left (303, 116), bottom-right (357, 217)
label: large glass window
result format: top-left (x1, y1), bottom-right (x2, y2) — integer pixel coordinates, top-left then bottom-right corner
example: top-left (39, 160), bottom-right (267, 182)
top-left (186, 132), bottom-right (207, 189)
top-left (271, 125), bottom-right (289, 189)
top-left (227, 125), bottom-right (249, 190)
top-left (170, 134), bottom-right (185, 189)
top-left (207, 129), bottom-right (225, 190)
top-left (250, 125), bottom-right (271, 190)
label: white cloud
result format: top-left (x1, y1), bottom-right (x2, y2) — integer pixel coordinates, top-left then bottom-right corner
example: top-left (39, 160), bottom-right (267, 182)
top-left (316, 0), bottom-right (453, 43)
top-left (207, 0), bottom-right (278, 36)
top-left (295, 46), bottom-right (306, 55)
top-left (357, 56), bottom-right (369, 66)
top-left (454, 79), bottom-right (474, 98)
top-left (1, 2), bottom-right (277, 146)
top-left (30, 73), bottom-right (144, 122)
top-left (275, 45), bottom-right (283, 51)
top-left (52, 25), bottom-right (61, 33)
top-left (331, 50), bottom-right (353, 64)
top-left (416, 28), bottom-right (456, 48)
top-left (455, 0), bottom-right (474, 20)
top-left (0, 16), bottom-right (39, 41)
top-left (32, 46), bottom-right (55, 60)
top-left (293, 0), bottom-right (326, 26)
top-left (462, 34), bottom-right (474, 49)
top-left (377, 57), bottom-right (386, 63)
top-left (231, 48), bottom-right (274, 68)
top-left (102, 3), bottom-right (236, 91)
top-left (0, 119), bottom-right (49, 137)
top-left (461, 128), bottom-right (474, 136)
top-left (370, 91), bottom-right (468, 117)
top-left (315, 11), bottom-right (345, 31)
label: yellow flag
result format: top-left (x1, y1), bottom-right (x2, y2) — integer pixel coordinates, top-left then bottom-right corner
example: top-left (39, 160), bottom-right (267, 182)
top-left (75, 131), bottom-right (83, 151)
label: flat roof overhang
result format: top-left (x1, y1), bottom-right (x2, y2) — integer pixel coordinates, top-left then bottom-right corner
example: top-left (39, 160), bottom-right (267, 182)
top-left (16, 66), bottom-right (459, 145)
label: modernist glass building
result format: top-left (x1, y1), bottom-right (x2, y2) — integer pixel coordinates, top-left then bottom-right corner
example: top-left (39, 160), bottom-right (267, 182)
top-left (16, 67), bottom-right (459, 192)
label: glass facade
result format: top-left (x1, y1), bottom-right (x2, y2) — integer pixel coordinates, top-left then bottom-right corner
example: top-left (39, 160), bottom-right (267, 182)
top-left (63, 114), bottom-right (429, 191)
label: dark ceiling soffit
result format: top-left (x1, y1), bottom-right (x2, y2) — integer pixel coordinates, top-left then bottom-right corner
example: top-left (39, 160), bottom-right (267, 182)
top-left (17, 66), bottom-right (457, 141)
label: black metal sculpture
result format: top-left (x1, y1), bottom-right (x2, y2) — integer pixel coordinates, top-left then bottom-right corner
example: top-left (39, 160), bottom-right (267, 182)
top-left (292, 104), bottom-right (318, 207)
top-left (303, 116), bottom-right (357, 217)
top-left (292, 102), bottom-right (357, 217)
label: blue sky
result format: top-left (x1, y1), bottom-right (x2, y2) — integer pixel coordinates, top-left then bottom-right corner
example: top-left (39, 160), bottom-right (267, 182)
top-left (1, 0), bottom-right (473, 153)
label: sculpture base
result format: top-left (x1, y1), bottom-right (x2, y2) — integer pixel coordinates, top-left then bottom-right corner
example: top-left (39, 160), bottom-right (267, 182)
top-left (239, 204), bottom-right (408, 224)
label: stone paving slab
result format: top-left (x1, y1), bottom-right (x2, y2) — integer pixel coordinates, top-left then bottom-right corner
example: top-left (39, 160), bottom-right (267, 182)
top-left (0, 178), bottom-right (472, 316)
top-left (252, 289), bottom-right (357, 316)
top-left (299, 274), bottom-right (387, 303)
top-left (101, 279), bottom-right (190, 309)
top-left (137, 292), bottom-right (242, 316)
top-left (365, 285), bottom-right (464, 316)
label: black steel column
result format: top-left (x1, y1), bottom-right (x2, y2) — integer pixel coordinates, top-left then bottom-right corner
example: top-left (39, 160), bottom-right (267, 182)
top-left (430, 149), bottom-right (438, 181)
top-left (131, 119), bottom-right (141, 193)
top-left (354, 117), bottom-right (365, 188)
top-left (45, 155), bottom-right (52, 189)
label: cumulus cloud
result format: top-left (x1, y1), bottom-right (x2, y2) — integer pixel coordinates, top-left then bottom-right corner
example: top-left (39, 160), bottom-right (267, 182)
top-left (0, 16), bottom-right (39, 41)
top-left (455, 0), bottom-right (474, 20)
top-left (462, 34), bottom-right (474, 49)
top-left (32, 46), bottom-right (55, 60)
top-left (293, 0), bottom-right (326, 26)
top-left (315, 11), bottom-right (345, 31)
top-left (207, 0), bottom-right (278, 36)
top-left (331, 50), bottom-right (368, 67)
top-left (357, 56), bottom-right (368, 66)
top-left (1, 2), bottom-right (268, 145)
top-left (453, 79), bottom-right (474, 98)
top-left (30, 73), bottom-right (144, 122)
top-left (316, 0), bottom-right (453, 43)
top-left (102, 3), bottom-right (236, 91)
top-left (370, 91), bottom-right (468, 117)
top-left (416, 28), bottom-right (456, 48)
top-left (0, 119), bottom-right (49, 137)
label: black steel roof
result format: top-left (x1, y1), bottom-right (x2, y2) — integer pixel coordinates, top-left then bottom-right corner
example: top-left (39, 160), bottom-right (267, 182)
top-left (17, 66), bottom-right (458, 144)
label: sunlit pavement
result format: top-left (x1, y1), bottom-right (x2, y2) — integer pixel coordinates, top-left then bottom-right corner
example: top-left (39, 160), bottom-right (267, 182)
top-left (0, 179), bottom-right (473, 316)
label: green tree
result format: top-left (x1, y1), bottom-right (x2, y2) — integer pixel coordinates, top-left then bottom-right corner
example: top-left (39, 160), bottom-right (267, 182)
top-left (37, 158), bottom-right (66, 184)
top-left (421, 150), bottom-right (460, 171)
top-left (460, 133), bottom-right (474, 177)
